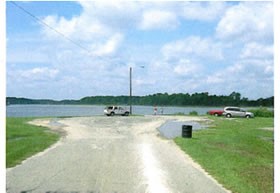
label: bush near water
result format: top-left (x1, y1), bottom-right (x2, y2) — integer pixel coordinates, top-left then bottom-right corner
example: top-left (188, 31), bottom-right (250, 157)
top-left (249, 107), bottom-right (274, 117)
top-left (189, 111), bottom-right (198, 116)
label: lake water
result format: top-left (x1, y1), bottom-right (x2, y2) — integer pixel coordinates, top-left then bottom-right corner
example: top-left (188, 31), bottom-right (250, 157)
top-left (6, 105), bottom-right (221, 117)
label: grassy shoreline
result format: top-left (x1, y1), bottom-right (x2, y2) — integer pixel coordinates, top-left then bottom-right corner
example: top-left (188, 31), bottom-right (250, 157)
top-left (6, 117), bottom-right (60, 168)
top-left (175, 117), bottom-right (274, 193)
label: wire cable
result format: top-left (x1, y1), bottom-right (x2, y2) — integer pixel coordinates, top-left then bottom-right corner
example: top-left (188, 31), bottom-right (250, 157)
top-left (10, 1), bottom-right (91, 53)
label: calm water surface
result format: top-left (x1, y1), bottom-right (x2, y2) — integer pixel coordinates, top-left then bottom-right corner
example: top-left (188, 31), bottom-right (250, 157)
top-left (6, 105), bottom-right (221, 117)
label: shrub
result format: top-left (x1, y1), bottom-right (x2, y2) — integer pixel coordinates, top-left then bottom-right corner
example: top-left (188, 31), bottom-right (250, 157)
top-left (174, 112), bottom-right (185, 115)
top-left (249, 107), bottom-right (274, 117)
top-left (189, 111), bottom-right (198, 116)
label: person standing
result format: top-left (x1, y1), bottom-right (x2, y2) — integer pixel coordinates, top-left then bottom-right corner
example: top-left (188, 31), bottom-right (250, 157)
top-left (154, 106), bottom-right (158, 115)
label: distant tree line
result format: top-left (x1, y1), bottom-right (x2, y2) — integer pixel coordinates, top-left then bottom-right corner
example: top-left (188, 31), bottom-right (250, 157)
top-left (7, 92), bottom-right (274, 107)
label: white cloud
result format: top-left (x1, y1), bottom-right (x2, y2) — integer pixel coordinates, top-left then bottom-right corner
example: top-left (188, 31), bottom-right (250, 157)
top-left (78, 1), bottom-right (141, 29)
top-left (162, 36), bottom-right (223, 61)
top-left (7, 67), bottom-right (59, 84)
top-left (139, 10), bottom-right (178, 30)
top-left (204, 58), bottom-right (273, 98)
top-left (216, 2), bottom-right (273, 42)
top-left (173, 59), bottom-right (201, 75)
top-left (6, 1), bottom-right (274, 99)
top-left (240, 42), bottom-right (273, 59)
top-left (138, 2), bottom-right (227, 30)
top-left (7, 48), bottom-right (49, 64)
top-left (42, 14), bottom-right (109, 41)
top-left (91, 33), bottom-right (124, 56)
top-left (21, 67), bottom-right (59, 80)
top-left (181, 1), bottom-right (227, 21)
top-left (206, 76), bottom-right (223, 84)
top-left (41, 1), bottom-right (229, 40)
top-left (43, 15), bottom-right (77, 37)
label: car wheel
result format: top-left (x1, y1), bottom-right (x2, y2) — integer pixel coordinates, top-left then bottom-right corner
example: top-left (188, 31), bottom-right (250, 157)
top-left (245, 115), bottom-right (250, 118)
top-left (226, 114), bottom-right (232, 118)
top-left (110, 112), bottom-right (115, 116)
top-left (214, 113), bottom-right (219, 117)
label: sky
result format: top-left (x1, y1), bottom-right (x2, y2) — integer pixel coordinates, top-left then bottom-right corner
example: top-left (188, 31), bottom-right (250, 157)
top-left (6, 1), bottom-right (274, 100)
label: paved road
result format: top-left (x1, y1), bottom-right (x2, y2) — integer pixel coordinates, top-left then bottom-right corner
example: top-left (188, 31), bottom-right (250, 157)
top-left (7, 116), bottom-right (230, 193)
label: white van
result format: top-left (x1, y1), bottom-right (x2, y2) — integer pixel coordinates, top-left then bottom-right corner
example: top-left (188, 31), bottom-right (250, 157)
top-left (223, 107), bottom-right (254, 118)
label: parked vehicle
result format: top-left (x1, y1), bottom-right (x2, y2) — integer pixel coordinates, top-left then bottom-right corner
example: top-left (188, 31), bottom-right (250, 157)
top-left (223, 107), bottom-right (254, 118)
top-left (104, 106), bottom-right (130, 116)
top-left (208, 109), bottom-right (224, 116)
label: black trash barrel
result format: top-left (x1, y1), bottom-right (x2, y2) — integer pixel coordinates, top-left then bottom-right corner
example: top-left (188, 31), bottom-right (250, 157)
top-left (182, 125), bottom-right (192, 138)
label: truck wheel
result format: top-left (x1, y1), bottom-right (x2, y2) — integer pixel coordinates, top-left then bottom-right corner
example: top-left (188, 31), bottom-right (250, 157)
top-left (124, 112), bottom-right (129, 116)
top-left (226, 114), bottom-right (231, 118)
top-left (245, 115), bottom-right (250, 118)
top-left (110, 112), bottom-right (115, 116)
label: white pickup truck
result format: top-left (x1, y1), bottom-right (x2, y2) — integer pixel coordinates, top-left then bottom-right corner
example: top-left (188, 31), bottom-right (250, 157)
top-left (104, 106), bottom-right (130, 116)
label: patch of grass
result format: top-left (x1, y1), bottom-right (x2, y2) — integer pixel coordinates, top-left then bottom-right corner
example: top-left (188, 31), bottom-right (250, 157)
top-left (175, 117), bottom-right (274, 193)
top-left (6, 117), bottom-right (60, 168)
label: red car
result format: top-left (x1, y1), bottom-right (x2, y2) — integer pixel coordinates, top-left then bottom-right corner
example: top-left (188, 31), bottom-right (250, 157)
top-left (208, 109), bottom-right (224, 116)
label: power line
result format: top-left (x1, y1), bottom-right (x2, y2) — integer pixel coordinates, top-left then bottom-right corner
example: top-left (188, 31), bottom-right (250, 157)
top-left (9, 1), bottom-right (129, 68)
top-left (10, 1), bottom-right (91, 53)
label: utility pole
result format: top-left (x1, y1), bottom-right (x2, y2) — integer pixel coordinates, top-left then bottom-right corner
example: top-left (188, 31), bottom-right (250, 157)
top-left (129, 67), bottom-right (132, 115)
